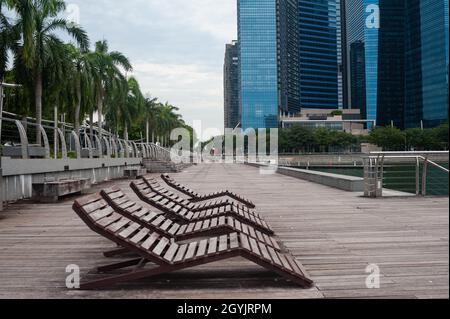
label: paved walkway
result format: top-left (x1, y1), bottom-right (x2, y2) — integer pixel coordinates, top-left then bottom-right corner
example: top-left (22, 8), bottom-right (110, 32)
top-left (0, 164), bottom-right (448, 298)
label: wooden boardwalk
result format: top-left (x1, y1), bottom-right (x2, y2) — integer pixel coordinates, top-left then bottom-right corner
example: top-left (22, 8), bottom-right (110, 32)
top-left (0, 163), bottom-right (448, 299)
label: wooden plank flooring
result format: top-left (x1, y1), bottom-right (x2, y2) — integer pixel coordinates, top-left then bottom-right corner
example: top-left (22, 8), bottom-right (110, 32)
top-left (0, 163), bottom-right (448, 299)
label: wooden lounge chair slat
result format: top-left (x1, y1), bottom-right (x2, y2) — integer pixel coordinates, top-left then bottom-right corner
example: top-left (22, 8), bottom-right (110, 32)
top-left (184, 242), bottom-right (198, 260)
top-left (119, 222), bottom-right (141, 239)
top-left (173, 244), bottom-right (188, 262)
top-left (256, 230), bottom-right (265, 243)
top-left (96, 213), bottom-right (122, 228)
top-left (277, 253), bottom-right (293, 271)
top-left (239, 233), bottom-right (251, 251)
top-left (248, 226), bottom-right (256, 239)
top-left (168, 224), bottom-right (180, 235)
top-left (84, 199), bottom-right (108, 214)
top-left (196, 239), bottom-right (208, 257)
top-left (207, 237), bottom-right (218, 255)
top-left (143, 211), bottom-right (158, 223)
top-left (163, 243), bottom-right (179, 262)
top-left (186, 222), bottom-right (195, 233)
top-left (133, 208), bottom-right (149, 218)
top-left (153, 237), bottom-right (170, 256)
top-left (194, 221), bottom-right (203, 232)
top-left (267, 247), bottom-right (283, 266)
top-left (176, 224), bottom-right (188, 235)
top-left (108, 218), bottom-right (131, 233)
top-left (229, 233), bottom-right (239, 249)
top-left (227, 217), bottom-right (234, 228)
top-left (218, 235), bottom-right (228, 252)
top-left (160, 220), bottom-right (173, 231)
top-left (258, 242), bottom-right (272, 262)
top-left (241, 223), bottom-right (249, 235)
top-left (202, 219), bottom-right (211, 230)
top-left (249, 238), bottom-right (261, 256)
top-left (269, 237), bottom-right (281, 251)
top-left (130, 228), bottom-right (150, 244)
top-left (141, 233), bottom-right (160, 250)
top-left (91, 206), bottom-right (115, 221)
top-left (151, 216), bottom-right (166, 227)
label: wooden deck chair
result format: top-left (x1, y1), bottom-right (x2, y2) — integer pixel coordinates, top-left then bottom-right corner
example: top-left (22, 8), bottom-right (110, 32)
top-left (101, 186), bottom-right (282, 250)
top-left (143, 176), bottom-right (254, 214)
top-left (162, 174), bottom-right (256, 208)
top-left (72, 195), bottom-right (314, 290)
top-left (130, 180), bottom-right (274, 236)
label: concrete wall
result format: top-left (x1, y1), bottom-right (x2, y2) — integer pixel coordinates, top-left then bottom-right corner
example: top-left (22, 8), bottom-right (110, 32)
top-left (1, 157), bottom-right (142, 203)
top-left (246, 162), bottom-right (364, 192)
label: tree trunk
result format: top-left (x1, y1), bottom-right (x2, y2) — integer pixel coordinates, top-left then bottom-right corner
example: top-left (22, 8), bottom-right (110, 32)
top-left (124, 123), bottom-right (128, 141)
top-left (89, 112), bottom-right (94, 144)
top-left (75, 80), bottom-right (81, 133)
top-left (97, 88), bottom-right (103, 142)
top-left (146, 119), bottom-right (149, 144)
top-left (35, 72), bottom-right (43, 145)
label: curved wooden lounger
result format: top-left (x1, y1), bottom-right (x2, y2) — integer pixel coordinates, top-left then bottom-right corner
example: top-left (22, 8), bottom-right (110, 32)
top-left (73, 196), bottom-right (314, 290)
top-left (130, 180), bottom-right (274, 236)
top-left (101, 186), bottom-right (282, 250)
top-left (144, 177), bottom-right (255, 214)
top-left (161, 174), bottom-right (256, 209)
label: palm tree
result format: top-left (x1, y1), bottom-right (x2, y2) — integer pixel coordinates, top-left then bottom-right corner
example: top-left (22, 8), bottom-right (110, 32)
top-left (1, 0), bottom-right (19, 79)
top-left (13, 0), bottom-right (89, 144)
top-left (89, 40), bottom-right (132, 141)
top-left (142, 96), bottom-right (158, 143)
top-left (66, 45), bottom-right (94, 133)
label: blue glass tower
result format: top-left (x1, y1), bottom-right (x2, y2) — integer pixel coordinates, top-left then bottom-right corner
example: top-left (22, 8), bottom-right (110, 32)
top-left (344, 0), bottom-right (449, 128)
top-left (298, 0), bottom-right (339, 109)
top-left (238, 0), bottom-right (340, 129)
top-left (238, 0), bottom-right (279, 130)
top-left (404, 0), bottom-right (449, 128)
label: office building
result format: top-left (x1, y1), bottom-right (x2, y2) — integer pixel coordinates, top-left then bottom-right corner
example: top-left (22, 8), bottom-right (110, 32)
top-left (342, 0), bottom-right (449, 128)
top-left (298, 0), bottom-right (339, 109)
top-left (237, 0), bottom-right (340, 129)
top-left (224, 41), bottom-right (241, 129)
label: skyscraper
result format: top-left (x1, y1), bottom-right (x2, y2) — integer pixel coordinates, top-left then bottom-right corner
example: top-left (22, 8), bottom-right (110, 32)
top-left (336, 0), bottom-right (344, 109)
top-left (298, 0), bottom-right (338, 109)
top-left (404, 0), bottom-right (449, 128)
top-left (343, 0), bottom-right (449, 128)
top-left (224, 41), bottom-right (241, 130)
top-left (238, 0), bottom-right (279, 130)
top-left (238, 0), bottom-right (340, 129)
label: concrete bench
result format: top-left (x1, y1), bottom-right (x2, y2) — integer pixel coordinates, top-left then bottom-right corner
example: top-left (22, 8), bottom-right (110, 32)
top-left (32, 178), bottom-right (91, 203)
top-left (124, 167), bottom-right (147, 179)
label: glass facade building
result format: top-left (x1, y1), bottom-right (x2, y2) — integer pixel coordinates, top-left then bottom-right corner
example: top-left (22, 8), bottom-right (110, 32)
top-left (404, 0), bottom-right (449, 128)
top-left (238, 0), bottom-right (340, 129)
top-left (343, 0), bottom-right (449, 128)
top-left (224, 41), bottom-right (241, 130)
top-left (238, 0), bottom-right (279, 130)
top-left (298, 0), bottom-right (339, 109)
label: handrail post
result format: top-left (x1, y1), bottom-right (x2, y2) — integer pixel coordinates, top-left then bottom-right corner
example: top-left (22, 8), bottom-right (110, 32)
top-left (422, 156), bottom-right (429, 196)
top-left (415, 156), bottom-right (420, 196)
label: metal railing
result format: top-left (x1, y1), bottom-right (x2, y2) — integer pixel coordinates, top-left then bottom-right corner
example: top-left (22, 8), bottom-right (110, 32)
top-left (0, 114), bottom-right (176, 161)
top-left (363, 151), bottom-right (449, 197)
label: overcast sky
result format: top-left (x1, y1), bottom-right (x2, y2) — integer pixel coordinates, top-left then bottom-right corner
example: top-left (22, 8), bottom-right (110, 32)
top-left (70, 0), bottom-right (237, 137)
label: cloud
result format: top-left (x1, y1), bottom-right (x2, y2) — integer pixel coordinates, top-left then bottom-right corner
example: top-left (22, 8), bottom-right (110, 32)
top-left (69, 0), bottom-right (237, 137)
